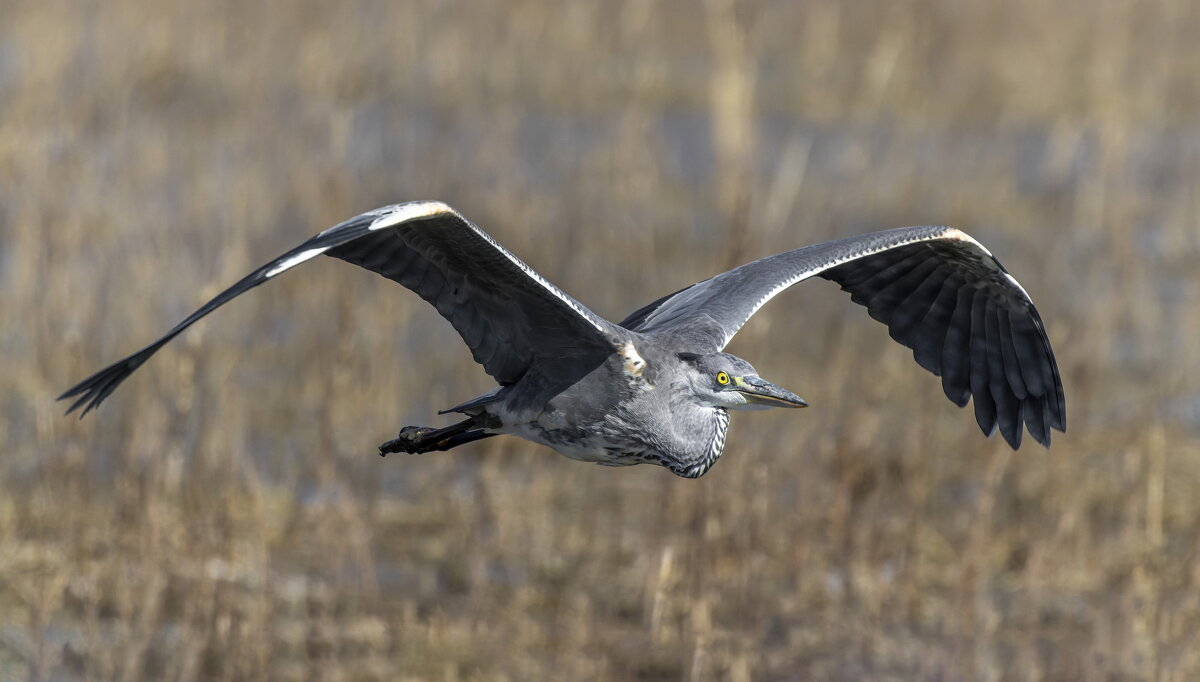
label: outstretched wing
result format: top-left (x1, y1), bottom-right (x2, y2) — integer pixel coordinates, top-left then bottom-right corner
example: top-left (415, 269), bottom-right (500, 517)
top-left (620, 226), bottom-right (1065, 449)
top-left (60, 201), bottom-right (618, 416)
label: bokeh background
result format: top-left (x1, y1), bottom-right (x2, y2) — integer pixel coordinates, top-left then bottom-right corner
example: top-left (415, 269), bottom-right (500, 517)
top-left (3, 0), bottom-right (1199, 679)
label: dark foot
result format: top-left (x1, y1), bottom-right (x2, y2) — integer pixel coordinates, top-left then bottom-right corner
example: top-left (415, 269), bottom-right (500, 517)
top-left (379, 426), bottom-right (435, 456)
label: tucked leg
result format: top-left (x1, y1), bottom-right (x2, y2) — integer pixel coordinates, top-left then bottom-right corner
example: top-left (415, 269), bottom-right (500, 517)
top-left (378, 418), bottom-right (495, 456)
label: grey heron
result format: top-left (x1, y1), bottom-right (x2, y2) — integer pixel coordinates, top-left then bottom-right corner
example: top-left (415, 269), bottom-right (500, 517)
top-left (60, 200), bottom-right (1065, 478)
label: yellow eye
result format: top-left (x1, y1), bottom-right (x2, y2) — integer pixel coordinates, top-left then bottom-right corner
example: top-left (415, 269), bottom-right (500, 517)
top-left (716, 371), bottom-right (730, 385)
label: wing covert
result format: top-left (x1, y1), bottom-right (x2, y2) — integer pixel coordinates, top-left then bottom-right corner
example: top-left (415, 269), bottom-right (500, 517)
top-left (323, 202), bottom-right (617, 382)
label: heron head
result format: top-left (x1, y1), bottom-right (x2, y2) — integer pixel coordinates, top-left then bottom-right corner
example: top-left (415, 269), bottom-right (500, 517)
top-left (677, 352), bottom-right (807, 411)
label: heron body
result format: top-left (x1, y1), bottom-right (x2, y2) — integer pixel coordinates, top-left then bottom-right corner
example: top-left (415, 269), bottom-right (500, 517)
top-left (61, 201), bottom-right (1065, 478)
top-left (490, 348), bottom-right (757, 478)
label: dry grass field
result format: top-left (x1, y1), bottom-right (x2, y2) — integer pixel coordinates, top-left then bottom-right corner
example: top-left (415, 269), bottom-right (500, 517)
top-left (4, 0), bottom-right (1200, 679)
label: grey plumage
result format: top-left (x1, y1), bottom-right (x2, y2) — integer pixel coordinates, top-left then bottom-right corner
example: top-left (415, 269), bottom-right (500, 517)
top-left (60, 200), bottom-right (1065, 478)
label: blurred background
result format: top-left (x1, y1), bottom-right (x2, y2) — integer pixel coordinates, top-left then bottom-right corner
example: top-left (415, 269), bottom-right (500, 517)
top-left (3, 0), bottom-right (1199, 679)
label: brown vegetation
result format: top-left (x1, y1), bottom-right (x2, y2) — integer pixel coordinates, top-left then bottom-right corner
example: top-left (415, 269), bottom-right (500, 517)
top-left (4, 0), bottom-right (1200, 679)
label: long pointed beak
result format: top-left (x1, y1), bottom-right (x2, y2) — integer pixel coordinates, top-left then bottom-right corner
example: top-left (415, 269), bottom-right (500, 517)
top-left (734, 376), bottom-right (808, 408)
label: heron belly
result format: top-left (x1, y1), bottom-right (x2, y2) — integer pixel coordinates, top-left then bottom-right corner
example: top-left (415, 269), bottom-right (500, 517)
top-left (500, 420), bottom-right (655, 468)
top-left (487, 356), bottom-right (666, 468)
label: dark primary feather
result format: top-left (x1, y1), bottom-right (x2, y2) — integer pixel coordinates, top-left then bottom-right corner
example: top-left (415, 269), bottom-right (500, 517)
top-left (940, 284), bottom-right (976, 407)
top-left (819, 238), bottom-right (1064, 448)
top-left (59, 201), bottom-right (617, 416)
top-left (623, 226), bottom-right (1065, 449)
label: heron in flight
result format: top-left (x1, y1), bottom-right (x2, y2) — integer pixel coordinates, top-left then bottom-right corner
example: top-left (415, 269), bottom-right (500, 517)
top-left (61, 201), bottom-right (1065, 478)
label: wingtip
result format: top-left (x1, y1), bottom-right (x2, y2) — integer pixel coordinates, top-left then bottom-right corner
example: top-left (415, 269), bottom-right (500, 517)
top-left (58, 359), bottom-right (135, 420)
top-left (1035, 421), bottom-right (1057, 449)
top-left (943, 383), bottom-right (971, 408)
top-left (60, 385), bottom-right (95, 418)
top-left (1001, 426), bottom-right (1022, 450)
top-left (1050, 401), bottom-right (1067, 433)
top-left (1025, 404), bottom-right (1064, 450)
top-left (57, 382), bottom-right (83, 402)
